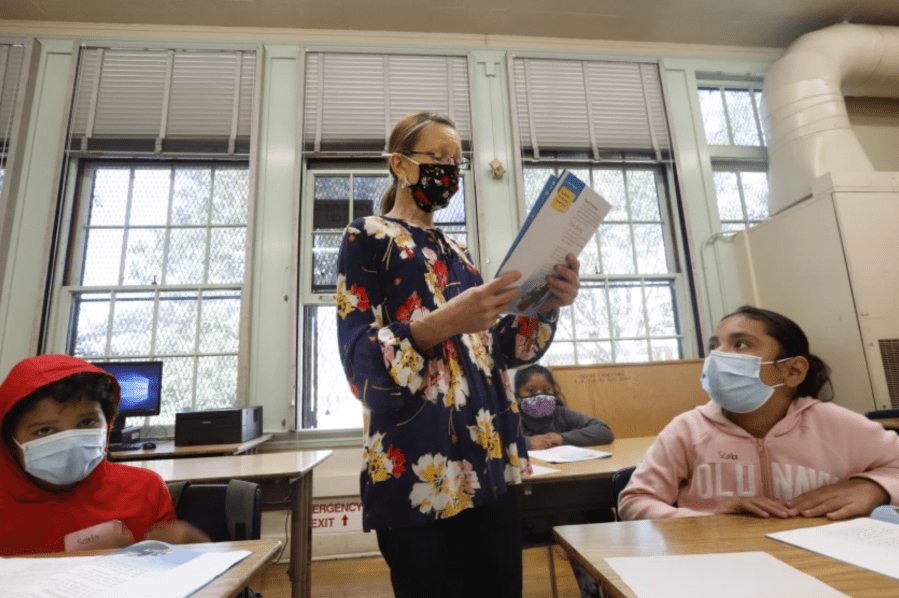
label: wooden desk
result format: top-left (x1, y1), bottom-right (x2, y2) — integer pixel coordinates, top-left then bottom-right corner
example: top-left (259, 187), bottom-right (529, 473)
top-left (876, 417), bottom-right (899, 432)
top-left (519, 436), bottom-right (655, 516)
top-left (110, 434), bottom-right (273, 461)
top-left (123, 450), bottom-right (331, 598)
top-left (27, 539), bottom-right (281, 598)
top-left (554, 515), bottom-right (899, 598)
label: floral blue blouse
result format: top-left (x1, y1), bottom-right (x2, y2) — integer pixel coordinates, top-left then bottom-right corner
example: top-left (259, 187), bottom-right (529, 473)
top-left (336, 215), bottom-right (559, 530)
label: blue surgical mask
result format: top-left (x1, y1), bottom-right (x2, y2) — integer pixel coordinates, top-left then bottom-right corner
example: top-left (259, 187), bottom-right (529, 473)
top-left (15, 428), bottom-right (107, 486)
top-left (519, 393), bottom-right (557, 419)
top-left (701, 351), bottom-right (790, 413)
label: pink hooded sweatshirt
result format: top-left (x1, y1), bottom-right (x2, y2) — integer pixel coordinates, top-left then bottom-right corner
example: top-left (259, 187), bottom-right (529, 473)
top-left (618, 397), bottom-right (899, 520)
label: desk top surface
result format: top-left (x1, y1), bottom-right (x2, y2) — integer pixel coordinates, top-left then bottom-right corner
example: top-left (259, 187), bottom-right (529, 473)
top-left (554, 515), bottom-right (898, 598)
top-left (524, 435), bottom-right (655, 485)
top-left (110, 435), bottom-right (273, 461)
top-left (120, 449), bottom-right (332, 483)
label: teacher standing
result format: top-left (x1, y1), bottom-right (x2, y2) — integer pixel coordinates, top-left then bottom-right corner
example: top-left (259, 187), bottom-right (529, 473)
top-left (336, 111), bottom-right (580, 598)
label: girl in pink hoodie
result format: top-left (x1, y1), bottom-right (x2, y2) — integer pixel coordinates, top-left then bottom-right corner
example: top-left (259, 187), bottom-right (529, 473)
top-left (619, 306), bottom-right (899, 521)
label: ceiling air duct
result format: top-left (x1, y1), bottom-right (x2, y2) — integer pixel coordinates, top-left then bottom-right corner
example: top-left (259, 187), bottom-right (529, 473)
top-left (764, 23), bottom-right (899, 215)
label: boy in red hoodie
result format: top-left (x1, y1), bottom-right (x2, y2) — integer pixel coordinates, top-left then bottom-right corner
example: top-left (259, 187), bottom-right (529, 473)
top-left (0, 354), bottom-right (207, 556)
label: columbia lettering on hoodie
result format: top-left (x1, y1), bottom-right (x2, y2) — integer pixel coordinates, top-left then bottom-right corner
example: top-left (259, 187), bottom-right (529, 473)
top-left (0, 354), bottom-right (176, 556)
top-left (618, 397), bottom-right (899, 520)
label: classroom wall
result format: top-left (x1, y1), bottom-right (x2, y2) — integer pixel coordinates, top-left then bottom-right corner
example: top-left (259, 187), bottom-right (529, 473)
top-left (3, 20), bottom-right (895, 557)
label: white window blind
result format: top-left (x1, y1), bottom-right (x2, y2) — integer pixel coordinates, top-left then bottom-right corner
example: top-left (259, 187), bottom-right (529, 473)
top-left (303, 52), bottom-right (472, 153)
top-left (511, 57), bottom-right (671, 160)
top-left (0, 43), bottom-right (26, 148)
top-left (69, 47), bottom-right (256, 155)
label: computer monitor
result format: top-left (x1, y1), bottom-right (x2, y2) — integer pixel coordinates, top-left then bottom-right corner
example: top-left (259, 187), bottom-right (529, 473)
top-left (92, 361), bottom-right (163, 431)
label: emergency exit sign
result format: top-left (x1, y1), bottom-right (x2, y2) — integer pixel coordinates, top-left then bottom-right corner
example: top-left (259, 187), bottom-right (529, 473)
top-left (311, 498), bottom-right (363, 533)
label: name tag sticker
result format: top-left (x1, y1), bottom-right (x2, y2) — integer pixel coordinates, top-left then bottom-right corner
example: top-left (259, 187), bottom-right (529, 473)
top-left (64, 519), bottom-right (124, 552)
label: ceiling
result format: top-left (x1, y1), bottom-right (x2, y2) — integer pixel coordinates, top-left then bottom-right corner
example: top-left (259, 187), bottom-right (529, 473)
top-left (4, 0), bottom-right (899, 48)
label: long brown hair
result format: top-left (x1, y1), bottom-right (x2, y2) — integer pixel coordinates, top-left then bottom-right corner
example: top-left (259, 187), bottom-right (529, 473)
top-left (380, 111), bottom-right (458, 215)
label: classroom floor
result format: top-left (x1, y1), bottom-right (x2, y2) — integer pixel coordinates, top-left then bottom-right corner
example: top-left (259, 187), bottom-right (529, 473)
top-left (251, 545), bottom-right (582, 597)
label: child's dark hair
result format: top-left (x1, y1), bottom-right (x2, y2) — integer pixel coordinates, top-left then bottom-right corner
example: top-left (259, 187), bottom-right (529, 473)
top-left (723, 305), bottom-right (833, 401)
top-left (513, 364), bottom-right (567, 406)
top-left (1, 372), bottom-right (118, 446)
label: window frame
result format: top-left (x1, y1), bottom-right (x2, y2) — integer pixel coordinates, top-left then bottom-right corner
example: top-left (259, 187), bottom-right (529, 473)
top-left (44, 157), bottom-right (252, 429)
top-left (296, 162), bottom-right (478, 432)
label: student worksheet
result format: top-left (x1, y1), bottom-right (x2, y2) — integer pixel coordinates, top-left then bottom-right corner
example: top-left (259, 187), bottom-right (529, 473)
top-left (605, 551), bottom-right (849, 598)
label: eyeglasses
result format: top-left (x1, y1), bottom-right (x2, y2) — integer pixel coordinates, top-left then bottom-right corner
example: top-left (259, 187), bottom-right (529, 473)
top-left (405, 152), bottom-right (470, 169)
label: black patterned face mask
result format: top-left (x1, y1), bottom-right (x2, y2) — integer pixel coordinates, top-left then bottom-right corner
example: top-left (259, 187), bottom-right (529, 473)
top-left (408, 163), bottom-right (460, 213)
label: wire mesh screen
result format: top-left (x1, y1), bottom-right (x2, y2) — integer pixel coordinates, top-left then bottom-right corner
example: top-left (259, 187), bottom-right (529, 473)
top-left (68, 163), bottom-right (248, 425)
top-left (303, 305), bottom-right (362, 430)
top-left (523, 166), bottom-right (682, 366)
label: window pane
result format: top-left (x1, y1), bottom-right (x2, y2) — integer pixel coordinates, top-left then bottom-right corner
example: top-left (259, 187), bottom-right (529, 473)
top-left (166, 228), bottom-right (207, 284)
top-left (196, 355), bottom-right (238, 411)
top-left (698, 88), bottom-right (729, 145)
top-left (645, 282), bottom-right (677, 336)
top-left (149, 356), bottom-right (193, 425)
top-left (82, 229), bottom-right (124, 285)
top-left (633, 223), bottom-right (667, 274)
top-left (572, 284), bottom-right (610, 339)
top-left (130, 170), bottom-right (171, 226)
top-left (594, 170), bottom-right (627, 221)
top-left (109, 292), bottom-right (154, 355)
top-left (208, 228), bottom-right (246, 284)
top-left (305, 306), bottom-right (361, 430)
top-left (650, 338), bottom-right (682, 361)
top-left (555, 305), bottom-right (575, 341)
top-left (576, 341), bottom-right (613, 363)
top-left (156, 291), bottom-right (199, 354)
top-left (90, 169), bottom-right (129, 226)
top-left (172, 168), bottom-right (211, 225)
top-left (123, 228), bottom-right (164, 285)
top-left (741, 171), bottom-right (769, 221)
top-left (540, 340), bottom-right (575, 366)
top-left (312, 233), bottom-right (342, 290)
top-left (614, 339), bottom-right (649, 362)
top-left (609, 283), bottom-right (646, 337)
top-left (432, 185), bottom-right (466, 225)
top-left (725, 89), bottom-right (762, 146)
top-left (713, 171), bottom-right (743, 221)
top-left (198, 291), bottom-right (240, 353)
top-left (523, 168), bottom-right (555, 213)
top-left (626, 170), bottom-right (661, 221)
top-left (599, 223), bottom-right (635, 274)
top-left (212, 168), bottom-right (249, 225)
top-left (71, 293), bottom-right (111, 356)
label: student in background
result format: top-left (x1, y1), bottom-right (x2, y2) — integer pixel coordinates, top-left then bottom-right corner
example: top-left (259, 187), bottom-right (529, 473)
top-left (514, 364), bottom-right (613, 449)
top-left (0, 354), bottom-right (209, 556)
top-left (618, 305), bottom-right (899, 521)
top-left (336, 111), bottom-right (581, 598)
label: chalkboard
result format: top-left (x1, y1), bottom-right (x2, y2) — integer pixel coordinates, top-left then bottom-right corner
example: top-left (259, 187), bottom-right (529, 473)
top-left (551, 360), bottom-right (707, 438)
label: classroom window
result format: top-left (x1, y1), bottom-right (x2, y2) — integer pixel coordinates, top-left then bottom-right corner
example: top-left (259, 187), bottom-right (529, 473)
top-left (298, 51), bottom-right (475, 431)
top-left (697, 84), bottom-right (770, 232)
top-left (61, 162), bottom-right (249, 425)
top-left (523, 163), bottom-right (683, 365)
top-left (299, 166), bottom-right (473, 430)
top-left (511, 56), bottom-right (692, 365)
top-left (44, 46), bottom-right (257, 426)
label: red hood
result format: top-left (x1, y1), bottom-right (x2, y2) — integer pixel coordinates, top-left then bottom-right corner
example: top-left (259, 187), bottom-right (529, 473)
top-left (0, 354), bottom-right (121, 500)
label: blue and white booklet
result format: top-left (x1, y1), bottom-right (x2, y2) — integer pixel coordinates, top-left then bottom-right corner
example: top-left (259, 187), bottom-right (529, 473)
top-left (495, 170), bottom-right (612, 316)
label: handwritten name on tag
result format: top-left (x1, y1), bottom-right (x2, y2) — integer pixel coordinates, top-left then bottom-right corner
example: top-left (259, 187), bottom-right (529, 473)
top-left (63, 519), bottom-right (124, 552)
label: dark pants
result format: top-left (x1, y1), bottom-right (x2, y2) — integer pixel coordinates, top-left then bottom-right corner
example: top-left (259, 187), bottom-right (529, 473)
top-left (375, 490), bottom-right (524, 598)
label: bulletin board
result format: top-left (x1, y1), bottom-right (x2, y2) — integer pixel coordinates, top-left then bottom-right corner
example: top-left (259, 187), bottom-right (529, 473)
top-left (551, 360), bottom-right (707, 438)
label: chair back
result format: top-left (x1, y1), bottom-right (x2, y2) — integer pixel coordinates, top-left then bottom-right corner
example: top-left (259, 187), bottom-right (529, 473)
top-left (167, 480), bottom-right (262, 542)
top-left (612, 465), bottom-right (636, 521)
top-left (865, 408), bottom-right (899, 420)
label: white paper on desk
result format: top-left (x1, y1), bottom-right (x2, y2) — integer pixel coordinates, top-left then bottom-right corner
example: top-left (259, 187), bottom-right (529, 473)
top-left (0, 542), bottom-right (251, 598)
top-left (767, 517), bottom-right (899, 581)
top-left (527, 445), bottom-right (612, 463)
top-left (605, 552), bottom-right (848, 598)
top-left (527, 463), bottom-right (561, 476)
